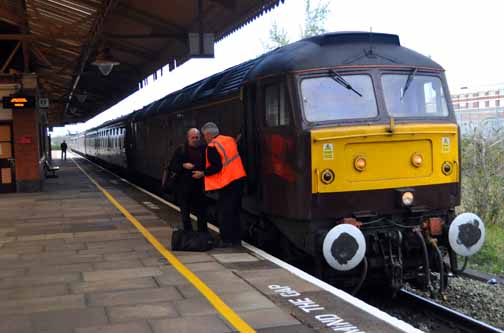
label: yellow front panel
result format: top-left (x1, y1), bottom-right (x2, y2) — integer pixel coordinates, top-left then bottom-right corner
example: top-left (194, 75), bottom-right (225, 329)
top-left (311, 123), bottom-right (459, 193)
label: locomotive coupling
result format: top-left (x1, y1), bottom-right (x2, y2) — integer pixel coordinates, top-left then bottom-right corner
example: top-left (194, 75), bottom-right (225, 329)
top-left (322, 224), bottom-right (366, 271)
top-left (448, 213), bottom-right (485, 257)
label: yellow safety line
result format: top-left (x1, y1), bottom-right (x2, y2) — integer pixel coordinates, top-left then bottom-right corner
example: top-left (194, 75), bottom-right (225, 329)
top-left (71, 157), bottom-right (255, 333)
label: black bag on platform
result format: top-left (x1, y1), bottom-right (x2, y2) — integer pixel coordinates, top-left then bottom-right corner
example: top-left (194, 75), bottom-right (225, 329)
top-left (171, 230), bottom-right (214, 251)
top-left (161, 169), bottom-right (178, 193)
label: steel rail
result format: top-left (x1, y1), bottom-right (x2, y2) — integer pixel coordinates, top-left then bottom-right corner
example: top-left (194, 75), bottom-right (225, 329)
top-left (398, 289), bottom-right (504, 333)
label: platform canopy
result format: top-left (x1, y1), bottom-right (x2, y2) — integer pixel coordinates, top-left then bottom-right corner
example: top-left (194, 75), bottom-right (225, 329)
top-left (0, 0), bottom-right (284, 125)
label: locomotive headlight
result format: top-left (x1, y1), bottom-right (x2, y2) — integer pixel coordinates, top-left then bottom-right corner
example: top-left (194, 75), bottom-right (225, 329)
top-left (411, 153), bottom-right (423, 168)
top-left (320, 169), bottom-right (335, 184)
top-left (442, 161), bottom-right (453, 175)
top-left (402, 191), bottom-right (414, 206)
top-left (354, 156), bottom-right (367, 172)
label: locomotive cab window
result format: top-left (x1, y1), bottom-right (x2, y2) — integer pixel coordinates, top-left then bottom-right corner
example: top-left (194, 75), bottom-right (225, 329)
top-left (300, 74), bottom-right (378, 122)
top-left (381, 74), bottom-right (449, 117)
top-left (264, 84), bottom-right (289, 127)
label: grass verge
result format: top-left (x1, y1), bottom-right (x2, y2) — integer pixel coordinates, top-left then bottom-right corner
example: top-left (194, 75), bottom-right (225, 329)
top-left (467, 224), bottom-right (504, 276)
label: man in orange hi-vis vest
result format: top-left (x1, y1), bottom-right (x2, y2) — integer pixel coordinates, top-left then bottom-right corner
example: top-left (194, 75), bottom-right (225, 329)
top-left (192, 122), bottom-right (246, 247)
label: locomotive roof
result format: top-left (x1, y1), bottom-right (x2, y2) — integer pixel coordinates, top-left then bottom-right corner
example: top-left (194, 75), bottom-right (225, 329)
top-left (246, 32), bottom-right (444, 79)
top-left (102, 32), bottom-right (444, 124)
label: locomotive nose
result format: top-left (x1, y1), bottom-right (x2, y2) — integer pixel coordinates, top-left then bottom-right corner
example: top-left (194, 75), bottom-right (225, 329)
top-left (448, 212), bottom-right (485, 257)
top-left (323, 224), bottom-right (366, 271)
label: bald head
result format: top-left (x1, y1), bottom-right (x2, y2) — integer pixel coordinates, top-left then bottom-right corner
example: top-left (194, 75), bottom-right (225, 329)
top-left (186, 128), bottom-right (201, 147)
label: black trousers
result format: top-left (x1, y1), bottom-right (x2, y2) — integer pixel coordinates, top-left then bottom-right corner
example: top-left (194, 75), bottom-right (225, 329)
top-left (217, 178), bottom-right (244, 244)
top-left (61, 150), bottom-right (67, 160)
top-left (178, 188), bottom-right (208, 232)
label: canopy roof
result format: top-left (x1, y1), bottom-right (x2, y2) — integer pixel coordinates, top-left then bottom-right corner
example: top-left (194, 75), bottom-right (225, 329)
top-left (0, 0), bottom-right (285, 125)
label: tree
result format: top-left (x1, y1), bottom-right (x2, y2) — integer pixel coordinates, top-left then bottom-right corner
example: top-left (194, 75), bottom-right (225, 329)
top-left (301, 0), bottom-right (330, 39)
top-left (263, 21), bottom-right (290, 51)
top-left (263, 0), bottom-right (330, 52)
top-left (460, 127), bottom-right (504, 226)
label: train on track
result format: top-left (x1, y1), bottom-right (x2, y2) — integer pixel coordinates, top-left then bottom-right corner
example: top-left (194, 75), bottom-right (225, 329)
top-left (70, 32), bottom-right (486, 294)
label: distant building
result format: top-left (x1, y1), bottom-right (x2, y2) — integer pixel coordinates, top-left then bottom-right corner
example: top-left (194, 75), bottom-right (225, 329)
top-left (451, 84), bottom-right (504, 134)
top-left (451, 84), bottom-right (504, 135)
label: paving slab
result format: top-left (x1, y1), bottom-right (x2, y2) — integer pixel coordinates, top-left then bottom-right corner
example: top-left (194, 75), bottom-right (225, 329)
top-left (83, 267), bottom-right (163, 282)
top-left (74, 321), bottom-right (152, 333)
top-left (150, 315), bottom-right (232, 333)
top-left (0, 294), bottom-right (86, 315)
top-left (31, 308), bottom-right (108, 333)
top-left (87, 287), bottom-right (182, 307)
top-left (107, 302), bottom-right (178, 323)
top-left (69, 277), bottom-right (158, 294)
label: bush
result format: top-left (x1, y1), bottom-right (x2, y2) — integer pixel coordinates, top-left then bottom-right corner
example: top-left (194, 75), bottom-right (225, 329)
top-left (460, 127), bottom-right (504, 274)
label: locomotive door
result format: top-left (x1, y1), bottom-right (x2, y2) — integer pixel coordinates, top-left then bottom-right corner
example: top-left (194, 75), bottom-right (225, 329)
top-left (256, 80), bottom-right (296, 216)
top-left (0, 123), bottom-right (15, 193)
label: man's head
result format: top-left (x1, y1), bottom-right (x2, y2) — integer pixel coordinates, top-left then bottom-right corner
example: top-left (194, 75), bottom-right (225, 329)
top-left (186, 128), bottom-right (201, 147)
top-left (201, 122), bottom-right (219, 144)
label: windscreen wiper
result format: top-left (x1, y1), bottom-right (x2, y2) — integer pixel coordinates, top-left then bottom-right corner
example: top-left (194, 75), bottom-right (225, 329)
top-left (401, 68), bottom-right (417, 100)
top-left (329, 69), bottom-right (362, 97)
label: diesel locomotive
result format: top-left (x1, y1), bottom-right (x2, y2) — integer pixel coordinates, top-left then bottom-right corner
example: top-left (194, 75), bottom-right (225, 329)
top-left (71, 32), bottom-right (485, 294)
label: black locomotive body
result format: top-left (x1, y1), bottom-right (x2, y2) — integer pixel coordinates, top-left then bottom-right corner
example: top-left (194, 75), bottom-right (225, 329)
top-left (71, 32), bottom-right (485, 293)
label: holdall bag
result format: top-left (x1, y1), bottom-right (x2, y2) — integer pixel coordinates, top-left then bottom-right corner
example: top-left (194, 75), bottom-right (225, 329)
top-left (161, 169), bottom-right (179, 193)
top-left (171, 229), bottom-right (214, 251)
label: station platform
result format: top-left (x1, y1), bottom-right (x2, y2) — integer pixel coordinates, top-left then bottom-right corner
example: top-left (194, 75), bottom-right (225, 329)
top-left (0, 152), bottom-right (422, 333)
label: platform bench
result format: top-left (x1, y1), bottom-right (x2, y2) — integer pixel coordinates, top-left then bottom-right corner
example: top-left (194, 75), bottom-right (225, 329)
top-left (44, 160), bottom-right (60, 178)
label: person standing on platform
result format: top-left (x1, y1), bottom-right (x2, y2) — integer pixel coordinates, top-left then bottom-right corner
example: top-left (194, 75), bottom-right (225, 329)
top-left (166, 128), bottom-right (208, 233)
top-left (192, 122), bottom-right (246, 247)
top-left (60, 140), bottom-right (68, 160)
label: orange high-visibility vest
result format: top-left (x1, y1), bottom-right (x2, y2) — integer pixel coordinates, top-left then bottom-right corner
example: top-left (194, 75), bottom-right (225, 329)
top-left (204, 135), bottom-right (246, 191)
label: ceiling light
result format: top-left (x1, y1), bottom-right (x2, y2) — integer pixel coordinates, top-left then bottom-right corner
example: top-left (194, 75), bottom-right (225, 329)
top-left (92, 48), bottom-right (119, 76)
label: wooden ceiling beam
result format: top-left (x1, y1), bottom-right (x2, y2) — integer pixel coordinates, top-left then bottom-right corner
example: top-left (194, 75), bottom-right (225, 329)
top-left (208, 0), bottom-right (236, 10)
top-left (0, 5), bottom-right (23, 26)
top-left (1, 41), bottom-right (22, 73)
top-left (65, 0), bottom-right (121, 115)
top-left (116, 3), bottom-right (186, 34)
top-left (31, 45), bottom-right (53, 68)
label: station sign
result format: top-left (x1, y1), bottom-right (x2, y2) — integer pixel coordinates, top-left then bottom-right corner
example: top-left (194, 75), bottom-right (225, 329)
top-left (2, 96), bottom-right (36, 109)
top-left (38, 98), bottom-right (50, 109)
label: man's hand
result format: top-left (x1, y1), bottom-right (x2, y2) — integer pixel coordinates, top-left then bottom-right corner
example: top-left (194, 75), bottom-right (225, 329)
top-left (183, 163), bottom-right (194, 170)
top-left (192, 171), bottom-right (204, 179)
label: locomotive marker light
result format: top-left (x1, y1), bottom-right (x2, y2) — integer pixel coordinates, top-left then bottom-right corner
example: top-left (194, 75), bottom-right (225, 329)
top-left (353, 156), bottom-right (367, 172)
top-left (411, 152), bottom-right (423, 167)
top-left (323, 224), bottom-right (366, 271)
top-left (448, 213), bottom-right (485, 257)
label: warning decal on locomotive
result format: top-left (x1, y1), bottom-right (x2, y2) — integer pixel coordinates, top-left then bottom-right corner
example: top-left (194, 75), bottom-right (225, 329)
top-left (323, 143), bottom-right (334, 160)
top-left (441, 137), bottom-right (450, 153)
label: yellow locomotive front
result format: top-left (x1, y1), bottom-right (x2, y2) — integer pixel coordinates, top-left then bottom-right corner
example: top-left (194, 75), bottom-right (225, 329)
top-left (301, 68), bottom-right (485, 292)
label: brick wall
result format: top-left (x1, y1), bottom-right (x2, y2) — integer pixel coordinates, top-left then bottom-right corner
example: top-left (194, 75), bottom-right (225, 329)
top-left (12, 108), bottom-right (41, 182)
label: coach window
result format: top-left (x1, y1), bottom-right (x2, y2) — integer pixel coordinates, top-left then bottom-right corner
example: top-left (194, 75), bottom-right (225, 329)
top-left (264, 84), bottom-right (289, 127)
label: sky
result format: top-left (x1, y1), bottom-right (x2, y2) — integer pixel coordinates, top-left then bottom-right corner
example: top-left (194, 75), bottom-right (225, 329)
top-left (51, 0), bottom-right (504, 136)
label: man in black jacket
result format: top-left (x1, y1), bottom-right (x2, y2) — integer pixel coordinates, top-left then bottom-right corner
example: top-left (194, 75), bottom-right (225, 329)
top-left (165, 128), bottom-right (208, 232)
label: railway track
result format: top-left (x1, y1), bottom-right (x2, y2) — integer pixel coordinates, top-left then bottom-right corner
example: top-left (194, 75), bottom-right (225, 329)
top-left (364, 288), bottom-right (504, 333)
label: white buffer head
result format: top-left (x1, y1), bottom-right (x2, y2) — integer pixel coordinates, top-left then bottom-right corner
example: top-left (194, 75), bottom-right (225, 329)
top-left (448, 212), bottom-right (485, 257)
top-left (323, 224), bottom-right (366, 271)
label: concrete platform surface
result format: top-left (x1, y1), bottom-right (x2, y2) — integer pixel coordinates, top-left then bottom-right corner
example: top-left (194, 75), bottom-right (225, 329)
top-left (0, 152), bottom-right (421, 333)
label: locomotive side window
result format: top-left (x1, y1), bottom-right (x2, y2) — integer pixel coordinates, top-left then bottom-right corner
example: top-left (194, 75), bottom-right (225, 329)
top-left (382, 75), bottom-right (449, 117)
top-left (301, 75), bottom-right (378, 122)
top-left (264, 84), bottom-right (289, 127)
